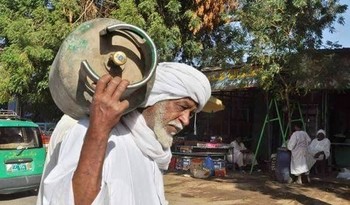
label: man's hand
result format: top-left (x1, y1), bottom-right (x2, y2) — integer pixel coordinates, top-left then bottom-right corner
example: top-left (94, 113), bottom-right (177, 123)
top-left (89, 74), bottom-right (130, 137)
top-left (73, 74), bottom-right (129, 205)
top-left (241, 149), bottom-right (250, 153)
top-left (314, 151), bottom-right (324, 159)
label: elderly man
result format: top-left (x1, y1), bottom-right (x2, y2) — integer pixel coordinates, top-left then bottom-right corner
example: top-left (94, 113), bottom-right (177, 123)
top-left (287, 121), bottom-right (311, 184)
top-left (38, 62), bottom-right (211, 205)
top-left (307, 129), bottom-right (331, 175)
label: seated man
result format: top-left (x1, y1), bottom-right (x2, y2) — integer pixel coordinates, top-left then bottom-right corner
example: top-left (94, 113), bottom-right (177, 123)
top-left (307, 129), bottom-right (331, 176)
top-left (228, 136), bottom-right (257, 171)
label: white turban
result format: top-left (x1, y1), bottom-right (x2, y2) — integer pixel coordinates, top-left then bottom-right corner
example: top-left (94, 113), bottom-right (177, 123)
top-left (142, 62), bottom-right (211, 112)
top-left (316, 129), bottom-right (326, 137)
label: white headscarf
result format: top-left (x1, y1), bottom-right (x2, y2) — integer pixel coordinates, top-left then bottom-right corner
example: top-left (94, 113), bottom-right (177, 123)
top-left (316, 129), bottom-right (326, 137)
top-left (125, 62), bottom-right (211, 170)
top-left (121, 62), bottom-right (211, 203)
top-left (142, 62), bottom-right (212, 112)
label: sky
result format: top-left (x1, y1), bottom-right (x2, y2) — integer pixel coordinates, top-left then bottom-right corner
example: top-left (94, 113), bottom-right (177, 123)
top-left (323, 0), bottom-right (350, 48)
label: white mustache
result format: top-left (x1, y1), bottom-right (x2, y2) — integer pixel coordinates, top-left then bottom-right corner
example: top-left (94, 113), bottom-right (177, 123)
top-left (168, 121), bottom-right (183, 133)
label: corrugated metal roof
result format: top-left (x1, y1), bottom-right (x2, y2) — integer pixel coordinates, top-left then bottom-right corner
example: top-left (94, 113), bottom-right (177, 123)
top-left (203, 68), bottom-right (260, 91)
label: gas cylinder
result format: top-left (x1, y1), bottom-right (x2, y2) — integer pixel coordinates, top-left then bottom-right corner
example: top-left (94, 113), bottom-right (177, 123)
top-left (49, 18), bottom-right (158, 119)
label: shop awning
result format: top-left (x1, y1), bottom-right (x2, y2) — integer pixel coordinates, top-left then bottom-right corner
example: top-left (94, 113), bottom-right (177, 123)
top-left (202, 96), bottom-right (225, 113)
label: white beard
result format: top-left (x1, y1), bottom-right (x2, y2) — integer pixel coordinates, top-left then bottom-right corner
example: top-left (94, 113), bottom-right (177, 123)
top-left (154, 122), bottom-right (173, 149)
top-left (153, 105), bottom-right (183, 149)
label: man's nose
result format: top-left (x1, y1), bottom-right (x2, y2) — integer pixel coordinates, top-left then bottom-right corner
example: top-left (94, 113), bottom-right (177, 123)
top-left (179, 110), bottom-right (191, 126)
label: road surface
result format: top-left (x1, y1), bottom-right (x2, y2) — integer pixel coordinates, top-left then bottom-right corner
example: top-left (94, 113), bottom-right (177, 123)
top-left (0, 191), bottom-right (37, 205)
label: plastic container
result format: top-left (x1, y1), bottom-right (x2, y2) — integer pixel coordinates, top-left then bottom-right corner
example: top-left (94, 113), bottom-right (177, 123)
top-left (275, 147), bottom-right (291, 183)
top-left (203, 156), bottom-right (215, 176)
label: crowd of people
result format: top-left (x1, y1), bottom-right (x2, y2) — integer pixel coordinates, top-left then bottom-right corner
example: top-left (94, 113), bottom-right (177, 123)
top-left (226, 121), bottom-right (331, 184)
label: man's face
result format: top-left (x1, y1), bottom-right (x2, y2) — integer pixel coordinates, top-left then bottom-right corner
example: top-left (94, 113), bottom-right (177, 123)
top-left (142, 97), bottom-right (198, 149)
top-left (317, 133), bottom-right (325, 140)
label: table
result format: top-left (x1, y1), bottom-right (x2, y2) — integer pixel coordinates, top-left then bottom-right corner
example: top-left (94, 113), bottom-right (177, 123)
top-left (172, 151), bottom-right (227, 160)
top-left (192, 146), bottom-right (231, 153)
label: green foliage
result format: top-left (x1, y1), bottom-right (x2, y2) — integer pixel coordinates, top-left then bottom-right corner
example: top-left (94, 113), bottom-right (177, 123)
top-left (111, 0), bottom-right (145, 27)
top-left (237, 0), bottom-right (347, 133)
top-left (0, 0), bottom-right (237, 120)
top-left (0, 0), bottom-right (78, 120)
top-left (198, 23), bottom-right (248, 68)
top-left (238, 0), bottom-right (347, 97)
top-left (0, 0), bottom-right (346, 122)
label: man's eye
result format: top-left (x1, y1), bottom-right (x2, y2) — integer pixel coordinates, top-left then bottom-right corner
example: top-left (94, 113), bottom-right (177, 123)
top-left (176, 104), bottom-right (187, 111)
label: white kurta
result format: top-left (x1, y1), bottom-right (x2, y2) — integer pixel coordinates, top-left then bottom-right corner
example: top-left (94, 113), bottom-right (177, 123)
top-left (287, 130), bottom-right (311, 175)
top-left (306, 138), bottom-right (331, 170)
top-left (229, 140), bottom-right (256, 167)
top-left (40, 114), bottom-right (169, 205)
top-left (37, 115), bottom-right (78, 205)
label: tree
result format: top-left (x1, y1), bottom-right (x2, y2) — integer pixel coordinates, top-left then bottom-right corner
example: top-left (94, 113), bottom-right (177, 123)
top-left (0, 0), bottom-right (80, 120)
top-left (237, 0), bottom-right (347, 136)
top-left (0, 0), bottom-right (239, 121)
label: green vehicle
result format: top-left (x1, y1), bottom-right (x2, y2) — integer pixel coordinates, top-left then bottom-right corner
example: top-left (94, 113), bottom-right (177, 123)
top-left (0, 111), bottom-right (46, 194)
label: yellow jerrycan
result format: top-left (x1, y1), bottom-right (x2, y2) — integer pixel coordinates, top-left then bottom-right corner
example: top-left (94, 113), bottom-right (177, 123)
top-left (49, 18), bottom-right (158, 119)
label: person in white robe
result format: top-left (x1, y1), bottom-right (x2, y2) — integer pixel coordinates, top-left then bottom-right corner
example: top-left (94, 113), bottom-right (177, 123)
top-left (287, 121), bottom-right (311, 184)
top-left (307, 129), bottom-right (331, 171)
top-left (228, 136), bottom-right (257, 170)
top-left (37, 62), bottom-right (211, 205)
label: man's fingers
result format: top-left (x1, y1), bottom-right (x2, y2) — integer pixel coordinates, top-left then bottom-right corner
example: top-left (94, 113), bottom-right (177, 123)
top-left (104, 77), bottom-right (123, 96)
top-left (112, 79), bottom-right (129, 100)
top-left (95, 74), bottom-right (112, 94)
top-left (93, 75), bottom-right (129, 113)
top-left (118, 99), bottom-right (130, 111)
top-left (95, 75), bottom-right (129, 100)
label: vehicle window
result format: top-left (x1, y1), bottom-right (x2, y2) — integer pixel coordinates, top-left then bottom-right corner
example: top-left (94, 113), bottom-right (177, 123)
top-left (36, 122), bottom-right (56, 136)
top-left (0, 127), bottom-right (41, 149)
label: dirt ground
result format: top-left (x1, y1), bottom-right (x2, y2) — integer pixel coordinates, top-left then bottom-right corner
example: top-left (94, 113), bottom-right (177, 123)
top-left (164, 170), bottom-right (350, 205)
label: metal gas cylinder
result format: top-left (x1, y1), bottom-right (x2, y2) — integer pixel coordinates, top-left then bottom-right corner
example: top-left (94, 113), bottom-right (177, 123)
top-left (49, 18), bottom-right (158, 119)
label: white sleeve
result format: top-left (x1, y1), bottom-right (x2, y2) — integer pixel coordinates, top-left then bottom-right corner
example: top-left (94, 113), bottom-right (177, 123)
top-left (241, 143), bottom-right (247, 150)
top-left (92, 181), bottom-right (109, 205)
top-left (323, 139), bottom-right (331, 159)
top-left (287, 133), bottom-right (296, 151)
top-left (42, 165), bottom-right (75, 205)
top-left (306, 132), bottom-right (311, 144)
top-left (231, 141), bottom-right (240, 151)
top-left (41, 119), bottom-right (105, 205)
top-left (307, 140), bottom-right (314, 154)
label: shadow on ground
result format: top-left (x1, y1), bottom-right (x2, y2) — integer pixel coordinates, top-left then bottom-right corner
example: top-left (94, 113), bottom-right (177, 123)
top-left (165, 170), bottom-right (350, 205)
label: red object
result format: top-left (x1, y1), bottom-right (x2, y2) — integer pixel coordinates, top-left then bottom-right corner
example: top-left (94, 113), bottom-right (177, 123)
top-left (40, 131), bottom-right (50, 151)
top-left (214, 168), bottom-right (226, 177)
top-left (169, 156), bottom-right (177, 171)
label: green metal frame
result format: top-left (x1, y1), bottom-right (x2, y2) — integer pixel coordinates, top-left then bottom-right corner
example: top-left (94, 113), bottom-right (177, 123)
top-left (249, 99), bottom-right (305, 174)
